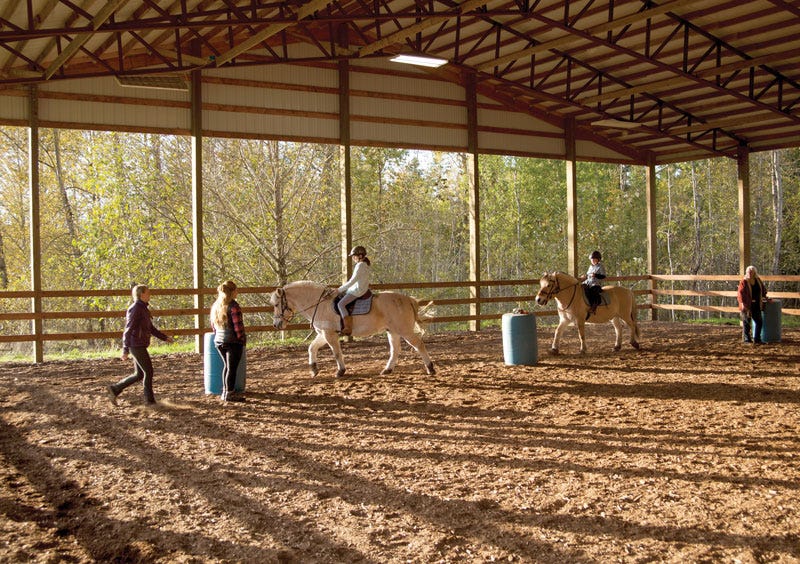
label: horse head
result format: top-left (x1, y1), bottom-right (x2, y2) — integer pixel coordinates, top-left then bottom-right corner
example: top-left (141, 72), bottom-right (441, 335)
top-left (535, 271), bottom-right (559, 306)
top-left (269, 286), bottom-right (293, 330)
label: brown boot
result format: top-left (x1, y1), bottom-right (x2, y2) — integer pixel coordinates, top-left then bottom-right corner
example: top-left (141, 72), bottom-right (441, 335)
top-left (341, 316), bottom-right (353, 336)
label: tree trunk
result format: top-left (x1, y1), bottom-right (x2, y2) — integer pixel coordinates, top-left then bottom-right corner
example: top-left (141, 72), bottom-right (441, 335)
top-left (771, 150), bottom-right (783, 274)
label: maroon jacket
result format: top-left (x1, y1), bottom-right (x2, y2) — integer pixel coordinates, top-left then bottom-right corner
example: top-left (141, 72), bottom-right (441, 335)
top-left (122, 299), bottom-right (168, 353)
top-left (737, 277), bottom-right (767, 312)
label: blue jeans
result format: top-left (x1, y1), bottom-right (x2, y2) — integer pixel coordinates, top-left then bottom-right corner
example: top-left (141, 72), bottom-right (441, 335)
top-left (741, 308), bottom-right (763, 342)
top-left (337, 293), bottom-right (358, 319)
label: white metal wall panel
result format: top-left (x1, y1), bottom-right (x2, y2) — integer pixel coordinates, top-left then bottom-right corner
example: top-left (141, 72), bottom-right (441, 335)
top-left (0, 90), bottom-right (27, 123)
top-left (351, 122), bottom-right (466, 149)
top-left (478, 101), bottom-right (562, 135)
top-left (351, 61), bottom-right (464, 102)
top-left (203, 65), bottom-right (339, 140)
top-left (0, 60), bottom-right (586, 160)
top-left (479, 131), bottom-right (565, 158)
top-left (33, 76), bottom-right (190, 131)
top-left (204, 111), bottom-right (339, 141)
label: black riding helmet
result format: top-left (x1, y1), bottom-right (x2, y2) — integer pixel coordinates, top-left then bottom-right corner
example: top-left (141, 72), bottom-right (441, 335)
top-left (349, 245), bottom-right (367, 257)
top-left (590, 250), bottom-right (602, 260)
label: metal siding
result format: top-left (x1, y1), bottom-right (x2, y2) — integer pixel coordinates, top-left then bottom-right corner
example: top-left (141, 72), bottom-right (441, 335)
top-left (479, 131), bottom-right (566, 158)
top-left (0, 91), bottom-right (27, 123)
top-left (204, 110), bottom-right (338, 140)
top-left (351, 122), bottom-right (466, 149)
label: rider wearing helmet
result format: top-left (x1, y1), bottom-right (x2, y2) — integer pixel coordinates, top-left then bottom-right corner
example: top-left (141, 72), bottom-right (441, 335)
top-left (583, 250), bottom-right (606, 317)
top-left (337, 245), bottom-right (372, 335)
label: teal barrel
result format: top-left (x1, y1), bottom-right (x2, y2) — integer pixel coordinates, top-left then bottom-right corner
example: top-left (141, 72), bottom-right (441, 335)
top-left (203, 332), bottom-right (247, 394)
top-left (502, 312), bottom-right (538, 366)
top-left (755, 300), bottom-right (782, 343)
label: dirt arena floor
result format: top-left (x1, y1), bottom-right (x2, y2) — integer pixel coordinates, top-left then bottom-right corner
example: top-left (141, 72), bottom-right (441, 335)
top-left (2, 320), bottom-right (799, 563)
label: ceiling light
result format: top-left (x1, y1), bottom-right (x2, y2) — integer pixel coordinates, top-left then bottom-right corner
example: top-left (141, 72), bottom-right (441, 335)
top-left (390, 54), bottom-right (448, 68)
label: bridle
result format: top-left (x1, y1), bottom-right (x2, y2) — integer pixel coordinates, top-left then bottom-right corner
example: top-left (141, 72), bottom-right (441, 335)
top-left (272, 285), bottom-right (337, 328)
top-left (272, 288), bottom-right (294, 328)
top-left (539, 272), bottom-right (581, 311)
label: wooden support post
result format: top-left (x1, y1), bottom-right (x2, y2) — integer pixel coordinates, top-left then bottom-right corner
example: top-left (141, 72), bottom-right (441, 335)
top-left (191, 67), bottom-right (204, 354)
top-left (339, 61), bottom-right (353, 282)
top-left (645, 154), bottom-right (658, 321)
top-left (737, 144), bottom-right (751, 275)
top-left (565, 117), bottom-right (578, 277)
top-left (466, 72), bottom-right (481, 331)
top-left (28, 85), bottom-right (43, 363)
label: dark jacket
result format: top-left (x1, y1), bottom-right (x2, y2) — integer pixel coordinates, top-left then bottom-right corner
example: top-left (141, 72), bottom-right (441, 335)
top-left (122, 299), bottom-right (168, 353)
top-left (212, 300), bottom-right (247, 346)
top-left (737, 277), bottom-right (767, 312)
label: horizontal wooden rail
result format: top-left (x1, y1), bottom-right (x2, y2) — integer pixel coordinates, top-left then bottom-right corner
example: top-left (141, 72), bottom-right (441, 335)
top-left (1, 275), bottom-right (798, 361)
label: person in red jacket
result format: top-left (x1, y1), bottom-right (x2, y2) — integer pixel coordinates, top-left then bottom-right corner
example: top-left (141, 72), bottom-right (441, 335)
top-left (106, 284), bottom-right (174, 405)
top-left (737, 265), bottom-right (767, 344)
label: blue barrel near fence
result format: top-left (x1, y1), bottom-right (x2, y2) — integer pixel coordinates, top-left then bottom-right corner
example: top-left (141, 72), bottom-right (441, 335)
top-left (753, 300), bottom-right (782, 343)
top-left (502, 312), bottom-right (538, 366)
top-left (203, 332), bottom-right (247, 395)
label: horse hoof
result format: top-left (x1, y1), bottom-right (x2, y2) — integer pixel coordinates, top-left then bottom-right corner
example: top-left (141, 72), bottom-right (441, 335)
top-left (309, 362), bottom-right (318, 377)
top-left (380, 368), bottom-right (392, 375)
top-left (632, 341), bottom-right (640, 349)
top-left (613, 345), bottom-right (621, 352)
top-left (426, 363), bottom-right (436, 375)
top-left (549, 348), bottom-right (560, 356)
top-left (336, 368), bottom-right (346, 378)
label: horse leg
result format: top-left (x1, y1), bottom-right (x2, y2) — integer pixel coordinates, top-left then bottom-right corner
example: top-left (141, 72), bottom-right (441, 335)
top-left (307, 332), bottom-right (328, 377)
top-left (625, 313), bottom-right (641, 349)
top-left (550, 317), bottom-right (570, 355)
top-left (322, 330), bottom-right (347, 378)
top-left (576, 319), bottom-right (588, 354)
top-left (381, 332), bottom-right (402, 375)
top-left (402, 333), bottom-right (435, 375)
top-left (611, 317), bottom-right (623, 351)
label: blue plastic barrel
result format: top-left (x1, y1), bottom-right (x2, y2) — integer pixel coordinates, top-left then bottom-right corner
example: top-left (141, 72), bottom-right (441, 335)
top-left (203, 332), bottom-right (247, 394)
top-left (502, 313), bottom-right (538, 366)
top-left (754, 300), bottom-right (782, 343)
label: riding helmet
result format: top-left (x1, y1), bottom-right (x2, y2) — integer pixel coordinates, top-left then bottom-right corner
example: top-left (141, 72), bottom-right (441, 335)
top-left (590, 250), bottom-right (602, 260)
top-left (349, 245), bottom-right (367, 257)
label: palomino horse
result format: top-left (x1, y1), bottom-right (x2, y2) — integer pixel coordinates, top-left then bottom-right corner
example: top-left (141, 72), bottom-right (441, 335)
top-left (269, 280), bottom-right (435, 378)
top-left (535, 271), bottom-right (640, 355)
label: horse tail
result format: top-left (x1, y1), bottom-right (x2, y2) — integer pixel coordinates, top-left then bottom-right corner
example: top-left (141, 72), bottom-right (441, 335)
top-left (412, 298), bottom-right (436, 333)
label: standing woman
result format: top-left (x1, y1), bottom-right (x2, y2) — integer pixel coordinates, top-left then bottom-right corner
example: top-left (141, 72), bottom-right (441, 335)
top-left (210, 280), bottom-right (247, 402)
top-left (337, 245), bottom-right (371, 336)
top-left (107, 284), bottom-right (174, 406)
top-left (737, 265), bottom-right (768, 344)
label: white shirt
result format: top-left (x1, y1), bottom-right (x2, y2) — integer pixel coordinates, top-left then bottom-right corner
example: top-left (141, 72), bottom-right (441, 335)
top-left (338, 261), bottom-right (371, 297)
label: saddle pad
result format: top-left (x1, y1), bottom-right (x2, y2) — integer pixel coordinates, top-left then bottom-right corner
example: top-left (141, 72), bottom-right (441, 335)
top-left (333, 291), bottom-right (373, 316)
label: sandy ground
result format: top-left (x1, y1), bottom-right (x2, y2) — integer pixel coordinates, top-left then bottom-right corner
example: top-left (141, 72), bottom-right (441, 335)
top-left (1, 320), bottom-right (799, 563)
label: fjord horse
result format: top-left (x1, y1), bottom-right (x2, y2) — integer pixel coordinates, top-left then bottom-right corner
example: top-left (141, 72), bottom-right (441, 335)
top-left (269, 280), bottom-right (435, 378)
top-left (535, 271), bottom-right (640, 355)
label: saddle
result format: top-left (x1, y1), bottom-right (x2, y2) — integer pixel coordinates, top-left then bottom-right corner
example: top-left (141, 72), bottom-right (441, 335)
top-left (333, 290), bottom-right (374, 316)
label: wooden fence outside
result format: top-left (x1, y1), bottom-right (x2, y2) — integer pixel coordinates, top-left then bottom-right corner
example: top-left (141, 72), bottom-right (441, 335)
top-left (1, 274), bottom-right (798, 362)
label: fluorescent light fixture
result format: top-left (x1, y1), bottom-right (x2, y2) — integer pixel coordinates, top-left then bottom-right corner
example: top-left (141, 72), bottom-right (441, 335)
top-left (390, 54), bottom-right (448, 68)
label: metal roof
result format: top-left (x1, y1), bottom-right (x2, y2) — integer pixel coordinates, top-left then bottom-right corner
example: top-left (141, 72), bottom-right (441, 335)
top-left (1, 0), bottom-right (799, 164)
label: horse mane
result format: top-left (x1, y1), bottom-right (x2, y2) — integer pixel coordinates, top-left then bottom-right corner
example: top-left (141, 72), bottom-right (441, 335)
top-left (284, 280), bottom-right (328, 291)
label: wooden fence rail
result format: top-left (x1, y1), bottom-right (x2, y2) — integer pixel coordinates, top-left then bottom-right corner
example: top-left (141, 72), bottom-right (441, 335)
top-left (1, 275), bottom-right (798, 362)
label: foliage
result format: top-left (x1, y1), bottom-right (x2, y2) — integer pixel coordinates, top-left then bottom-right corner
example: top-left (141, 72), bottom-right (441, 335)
top-left (1, 124), bottom-right (798, 351)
